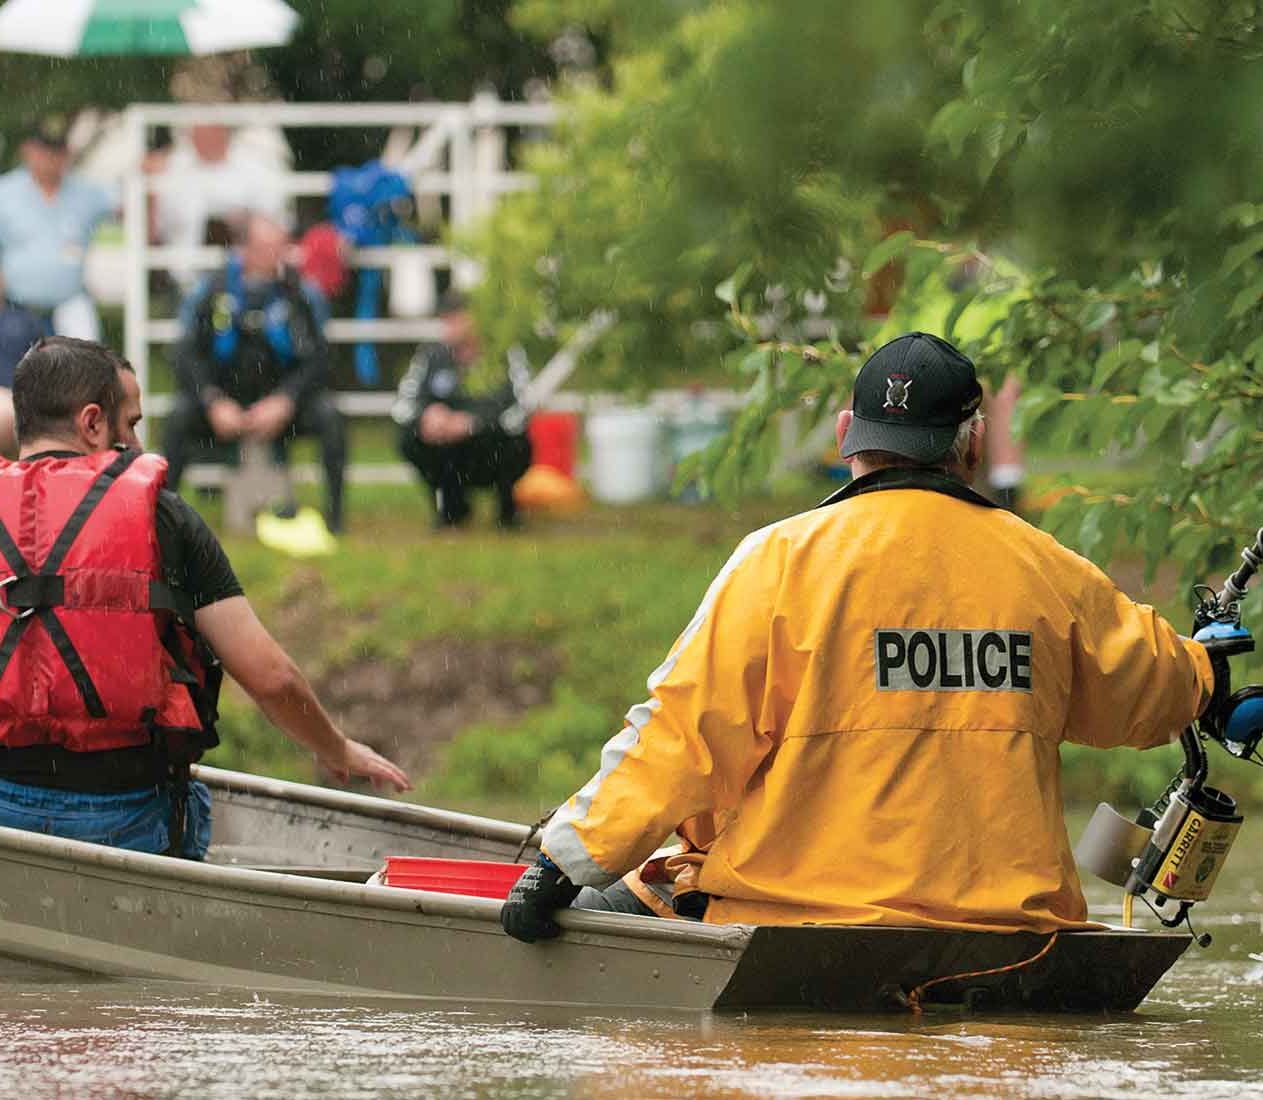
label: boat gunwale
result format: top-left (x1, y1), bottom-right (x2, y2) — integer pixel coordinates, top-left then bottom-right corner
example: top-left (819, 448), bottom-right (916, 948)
top-left (0, 823), bottom-right (1194, 951)
top-left (193, 765), bottom-right (535, 847)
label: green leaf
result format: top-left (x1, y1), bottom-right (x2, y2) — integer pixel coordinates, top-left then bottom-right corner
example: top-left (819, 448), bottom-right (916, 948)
top-left (962, 54), bottom-right (980, 92)
top-left (1141, 504), bottom-right (1176, 582)
top-left (861, 231), bottom-right (915, 279)
top-left (1220, 231), bottom-right (1263, 277)
top-left (738, 347), bottom-right (772, 376)
top-left (1154, 378), bottom-right (1201, 407)
top-left (1087, 400), bottom-right (1127, 450)
top-left (1209, 424), bottom-right (1249, 461)
top-left (1090, 339), bottom-right (1142, 390)
top-left (1010, 385), bottom-right (1063, 438)
top-left (1080, 300), bottom-right (1117, 333)
top-left (1044, 490), bottom-right (1085, 543)
top-left (715, 262), bottom-right (753, 305)
top-left (928, 100), bottom-right (981, 157)
top-left (1078, 503), bottom-right (1122, 564)
top-left (1228, 279), bottom-right (1263, 319)
top-left (1138, 401), bottom-right (1181, 448)
top-left (942, 287), bottom-right (979, 341)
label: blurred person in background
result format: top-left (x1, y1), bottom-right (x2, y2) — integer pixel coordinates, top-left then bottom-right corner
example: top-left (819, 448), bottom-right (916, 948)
top-left (0, 116), bottom-right (116, 341)
top-left (156, 123), bottom-right (288, 289)
top-left (164, 213), bottom-right (347, 532)
top-left (985, 375), bottom-right (1025, 512)
top-left (392, 291), bottom-right (531, 529)
top-left (0, 274), bottom-right (51, 457)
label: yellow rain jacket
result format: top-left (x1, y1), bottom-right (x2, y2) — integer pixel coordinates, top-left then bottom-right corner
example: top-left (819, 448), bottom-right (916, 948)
top-left (541, 469), bottom-right (1214, 932)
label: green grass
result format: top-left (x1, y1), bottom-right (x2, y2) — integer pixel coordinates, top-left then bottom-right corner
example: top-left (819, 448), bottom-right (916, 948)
top-left (199, 457), bottom-right (1263, 820)
top-left (206, 479), bottom-right (828, 818)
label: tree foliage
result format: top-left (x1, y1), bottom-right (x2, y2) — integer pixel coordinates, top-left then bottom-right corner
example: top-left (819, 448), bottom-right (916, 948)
top-left (271, 0), bottom-right (554, 167)
top-left (470, 0), bottom-right (1263, 584)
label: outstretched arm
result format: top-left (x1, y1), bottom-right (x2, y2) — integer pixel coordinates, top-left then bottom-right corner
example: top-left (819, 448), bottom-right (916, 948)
top-left (1064, 559), bottom-right (1213, 750)
top-left (194, 596), bottom-right (411, 792)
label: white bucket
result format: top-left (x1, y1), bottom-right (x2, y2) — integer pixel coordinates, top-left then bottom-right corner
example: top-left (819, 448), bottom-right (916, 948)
top-left (585, 408), bottom-right (663, 503)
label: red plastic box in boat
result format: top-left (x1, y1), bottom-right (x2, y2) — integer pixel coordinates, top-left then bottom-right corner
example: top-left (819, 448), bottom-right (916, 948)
top-left (382, 857), bottom-right (528, 899)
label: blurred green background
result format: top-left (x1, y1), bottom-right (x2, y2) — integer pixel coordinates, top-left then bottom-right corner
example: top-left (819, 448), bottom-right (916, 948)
top-left (12, 0), bottom-right (1263, 811)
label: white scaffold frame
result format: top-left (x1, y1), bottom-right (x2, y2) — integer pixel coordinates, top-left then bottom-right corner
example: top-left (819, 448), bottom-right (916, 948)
top-left (119, 95), bottom-right (558, 430)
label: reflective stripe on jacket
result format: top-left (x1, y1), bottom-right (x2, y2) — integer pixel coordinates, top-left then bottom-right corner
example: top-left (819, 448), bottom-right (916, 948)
top-left (542, 476), bottom-right (1214, 932)
top-left (0, 451), bottom-right (212, 754)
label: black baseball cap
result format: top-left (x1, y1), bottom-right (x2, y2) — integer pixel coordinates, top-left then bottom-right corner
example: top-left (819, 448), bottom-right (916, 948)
top-left (840, 332), bottom-right (983, 463)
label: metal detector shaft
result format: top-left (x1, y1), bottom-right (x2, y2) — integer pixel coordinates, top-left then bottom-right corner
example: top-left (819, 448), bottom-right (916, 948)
top-left (1181, 726), bottom-right (1208, 786)
top-left (1217, 527), bottom-right (1263, 609)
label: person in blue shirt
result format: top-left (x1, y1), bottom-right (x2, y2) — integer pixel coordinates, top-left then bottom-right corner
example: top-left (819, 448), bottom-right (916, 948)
top-left (0, 117), bottom-right (115, 342)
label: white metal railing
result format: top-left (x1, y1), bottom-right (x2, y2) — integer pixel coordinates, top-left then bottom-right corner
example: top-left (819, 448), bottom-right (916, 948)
top-left (120, 96), bottom-right (558, 436)
top-left (121, 98), bottom-right (757, 486)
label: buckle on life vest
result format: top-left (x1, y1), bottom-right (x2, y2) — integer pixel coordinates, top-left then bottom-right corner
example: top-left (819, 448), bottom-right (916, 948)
top-left (0, 576), bottom-right (34, 622)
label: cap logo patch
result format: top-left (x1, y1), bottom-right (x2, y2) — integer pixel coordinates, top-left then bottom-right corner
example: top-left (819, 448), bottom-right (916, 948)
top-left (883, 376), bottom-right (912, 410)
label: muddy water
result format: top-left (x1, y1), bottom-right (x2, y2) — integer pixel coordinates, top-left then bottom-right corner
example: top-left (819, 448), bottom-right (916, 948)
top-left (0, 823), bottom-right (1259, 1100)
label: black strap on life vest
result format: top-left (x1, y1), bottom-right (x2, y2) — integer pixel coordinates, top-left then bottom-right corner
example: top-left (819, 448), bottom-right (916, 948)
top-left (5, 575), bottom-right (190, 618)
top-left (816, 466), bottom-right (999, 511)
top-left (0, 449), bottom-right (139, 717)
top-left (0, 515), bottom-right (34, 686)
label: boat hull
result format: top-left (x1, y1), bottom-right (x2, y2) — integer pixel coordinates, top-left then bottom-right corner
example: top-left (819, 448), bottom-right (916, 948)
top-left (0, 769), bottom-right (1192, 1013)
top-left (0, 826), bottom-right (748, 1010)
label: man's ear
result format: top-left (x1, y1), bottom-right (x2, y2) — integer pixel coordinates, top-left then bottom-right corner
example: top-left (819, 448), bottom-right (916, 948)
top-left (75, 402), bottom-right (108, 450)
top-left (836, 409), bottom-right (854, 462)
top-left (966, 416), bottom-right (987, 471)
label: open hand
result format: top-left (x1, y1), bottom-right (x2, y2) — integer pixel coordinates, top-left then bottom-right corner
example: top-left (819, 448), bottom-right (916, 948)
top-left (323, 738), bottom-right (412, 793)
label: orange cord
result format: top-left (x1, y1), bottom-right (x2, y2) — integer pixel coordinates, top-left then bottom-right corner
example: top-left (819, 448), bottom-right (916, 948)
top-left (905, 932), bottom-right (1060, 1014)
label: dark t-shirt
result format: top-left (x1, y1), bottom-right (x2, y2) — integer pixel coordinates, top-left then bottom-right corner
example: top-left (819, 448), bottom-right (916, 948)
top-left (0, 452), bottom-right (243, 791)
top-left (154, 489), bottom-right (243, 609)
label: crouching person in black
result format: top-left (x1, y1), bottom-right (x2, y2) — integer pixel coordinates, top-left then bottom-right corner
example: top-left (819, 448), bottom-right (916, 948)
top-left (0, 338), bottom-right (409, 859)
top-left (393, 292), bottom-right (531, 528)
top-left (163, 214), bottom-right (347, 531)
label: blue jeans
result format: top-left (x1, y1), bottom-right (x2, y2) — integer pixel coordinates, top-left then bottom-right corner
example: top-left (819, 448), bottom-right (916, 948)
top-left (0, 776), bottom-right (212, 859)
top-left (573, 881), bottom-right (657, 916)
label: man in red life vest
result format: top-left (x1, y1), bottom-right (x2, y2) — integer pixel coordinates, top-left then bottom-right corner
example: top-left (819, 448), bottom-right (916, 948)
top-left (0, 337), bottom-right (409, 857)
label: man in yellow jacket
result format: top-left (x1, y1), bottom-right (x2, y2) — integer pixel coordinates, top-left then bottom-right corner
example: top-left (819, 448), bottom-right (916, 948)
top-left (501, 332), bottom-right (1216, 941)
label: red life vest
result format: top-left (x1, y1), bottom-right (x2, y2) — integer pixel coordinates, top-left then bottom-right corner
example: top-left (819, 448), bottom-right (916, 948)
top-left (0, 449), bottom-right (218, 757)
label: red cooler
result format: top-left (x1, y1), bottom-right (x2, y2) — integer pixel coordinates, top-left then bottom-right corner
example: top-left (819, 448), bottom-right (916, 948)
top-left (528, 412), bottom-right (580, 476)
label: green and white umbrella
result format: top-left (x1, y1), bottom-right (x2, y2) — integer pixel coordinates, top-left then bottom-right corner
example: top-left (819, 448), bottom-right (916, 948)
top-left (0, 0), bottom-right (299, 56)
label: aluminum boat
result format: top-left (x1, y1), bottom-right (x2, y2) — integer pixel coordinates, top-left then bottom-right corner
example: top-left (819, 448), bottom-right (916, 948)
top-left (0, 766), bottom-right (1189, 1012)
